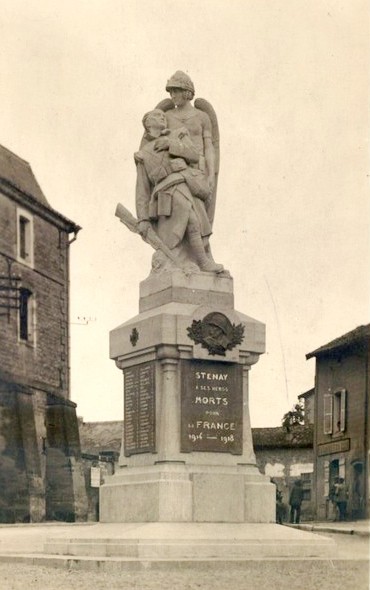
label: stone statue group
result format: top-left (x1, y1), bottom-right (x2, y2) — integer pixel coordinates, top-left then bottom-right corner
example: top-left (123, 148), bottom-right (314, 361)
top-left (116, 71), bottom-right (225, 275)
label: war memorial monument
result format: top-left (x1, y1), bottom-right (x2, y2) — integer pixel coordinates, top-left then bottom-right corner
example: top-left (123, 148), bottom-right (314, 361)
top-left (104, 71), bottom-right (273, 527)
top-left (46, 72), bottom-right (334, 561)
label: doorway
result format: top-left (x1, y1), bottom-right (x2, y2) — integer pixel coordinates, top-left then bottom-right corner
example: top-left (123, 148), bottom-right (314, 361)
top-left (351, 461), bottom-right (365, 519)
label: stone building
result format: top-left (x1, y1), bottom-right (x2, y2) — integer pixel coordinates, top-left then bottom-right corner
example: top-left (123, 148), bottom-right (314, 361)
top-left (0, 145), bottom-right (87, 522)
top-left (78, 419), bottom-right (121, 520)
top-left (307, 324), bottom-right (370, 520)
top-left (298, 388), bottom-right (315, 425)
top-left (252, 425), bottom-right (314, 520)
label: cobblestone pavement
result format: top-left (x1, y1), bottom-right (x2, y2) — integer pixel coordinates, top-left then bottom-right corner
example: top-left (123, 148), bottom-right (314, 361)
top-left (0, 559), bottom-right (368, 590)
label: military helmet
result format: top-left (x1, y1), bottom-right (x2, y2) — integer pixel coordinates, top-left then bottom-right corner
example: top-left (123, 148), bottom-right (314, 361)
top-left (204, 312), bottom-right (230, 335)
top-left (166, 71), bottom-right (195, 94)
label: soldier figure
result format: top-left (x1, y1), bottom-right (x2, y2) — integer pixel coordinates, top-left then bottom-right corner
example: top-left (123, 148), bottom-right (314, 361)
top-left (135, 109), bottom-right (223, 273)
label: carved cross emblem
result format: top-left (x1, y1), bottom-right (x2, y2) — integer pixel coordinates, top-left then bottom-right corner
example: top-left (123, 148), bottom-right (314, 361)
top-left (130, 327), bottom-right (139, 347)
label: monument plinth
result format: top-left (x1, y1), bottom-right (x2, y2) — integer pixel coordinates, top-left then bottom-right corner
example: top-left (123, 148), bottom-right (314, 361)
top-left (100, 271), bottom-right (275, 523)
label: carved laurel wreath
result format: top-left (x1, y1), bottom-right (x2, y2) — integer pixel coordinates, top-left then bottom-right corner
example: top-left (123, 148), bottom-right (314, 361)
top-left (187, 312), bottom-right (245, 356)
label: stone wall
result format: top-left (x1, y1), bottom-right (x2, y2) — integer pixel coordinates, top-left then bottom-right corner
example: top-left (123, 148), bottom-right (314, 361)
top-left (0, 389), bottom-right (29, 522)
top-left (0, 192), bottom-right (70, 397)
top-left (255, 446), bottom-right (314, 520)
top-left (0, 174), bottom-right (87, 522)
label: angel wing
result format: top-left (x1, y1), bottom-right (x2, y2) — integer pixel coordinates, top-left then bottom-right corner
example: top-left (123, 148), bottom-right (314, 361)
top-left (194, 98), bottom-right (220, 227)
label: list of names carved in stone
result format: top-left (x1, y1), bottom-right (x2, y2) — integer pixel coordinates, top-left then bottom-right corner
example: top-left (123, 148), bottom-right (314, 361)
top-left (124, 362), bottom-right (155, 456)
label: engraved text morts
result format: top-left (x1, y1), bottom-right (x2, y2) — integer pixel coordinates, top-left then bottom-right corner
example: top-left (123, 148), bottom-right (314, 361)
top-left (181, 360), bottom-right (242, 454)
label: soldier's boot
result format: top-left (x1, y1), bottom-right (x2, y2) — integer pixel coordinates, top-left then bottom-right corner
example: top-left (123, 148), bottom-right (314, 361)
top-left (203, 238), bottom-right (218, 264)
top-left (188, 231), bottom-right (224, 273)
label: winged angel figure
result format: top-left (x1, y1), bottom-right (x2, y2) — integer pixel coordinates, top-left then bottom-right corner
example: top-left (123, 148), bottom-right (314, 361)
top-left (128, 71), bottom-right (225, 275)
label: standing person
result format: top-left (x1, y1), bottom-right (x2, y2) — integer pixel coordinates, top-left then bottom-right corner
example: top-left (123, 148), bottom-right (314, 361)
top-left (276, 487), bottom-right (285, 524)
top-left (289, 479), bottom-right (304, 524)
top-left (329, 476), bottom-right (340, 521)
top-left (271, 478), bottom-right (285, 524)
top-left (335, 477), bottom-right (349, 521)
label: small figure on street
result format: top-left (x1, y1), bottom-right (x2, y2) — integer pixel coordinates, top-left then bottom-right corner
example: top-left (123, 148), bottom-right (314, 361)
top-left (289, 479), bottom-right (304, 524)
top-left (334, 477), bottom-right (349, 521)
top-left (271, 478), bottom-right (285, 524)
top-left (276, 487), bottom-right (285, 525)
top-left (329, 476), bottom-right (340, 521)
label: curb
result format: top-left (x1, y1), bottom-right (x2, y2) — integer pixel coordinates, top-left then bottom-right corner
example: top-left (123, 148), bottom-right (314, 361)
top-left (285, 524), bottom-right (370, 538)
top-left (0, 553), bottom-right (368, 571)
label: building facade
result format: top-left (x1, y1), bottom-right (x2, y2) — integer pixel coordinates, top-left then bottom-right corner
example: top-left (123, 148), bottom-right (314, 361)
top-left (78, 419), bottom-right (121, 520)
top-left (253, 426), bottom-right (314, 520)
top-left (307, 325), bottom-right (370, 520)
top-left (298, 388), bottom-right (315, 425)
top-left (0, 145), bottom-right (87, 522)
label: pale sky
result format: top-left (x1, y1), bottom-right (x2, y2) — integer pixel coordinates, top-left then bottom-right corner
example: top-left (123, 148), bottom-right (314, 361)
top-left (1, 1), bottom-right (369, 426)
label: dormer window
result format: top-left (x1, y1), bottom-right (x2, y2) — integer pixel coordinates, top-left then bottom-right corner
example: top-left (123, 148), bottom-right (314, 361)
top-left (17, 208), bottom-right (34, 266)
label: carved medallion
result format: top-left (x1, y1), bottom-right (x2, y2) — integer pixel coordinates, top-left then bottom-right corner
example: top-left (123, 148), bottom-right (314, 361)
top-left (187, 312), bottom-right (245, 356)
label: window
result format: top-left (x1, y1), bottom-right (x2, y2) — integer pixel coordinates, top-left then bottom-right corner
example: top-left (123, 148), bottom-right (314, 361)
top-left (300, 472), bottom-right (312, 502)
top-left (323, 389), bottom-right (347, 435)
top-left (302, 488), bottom-right (311, 501)
top-left (17, 208), bottom-right (34, 266)
top-left (323, 394), bottom-right (333, 434)
top-left (19, 288), bottom-right (35, 344)
top-left (333, 389), bottom-right (346, 433)
top-left (301, 472), bottom-right (312, 483)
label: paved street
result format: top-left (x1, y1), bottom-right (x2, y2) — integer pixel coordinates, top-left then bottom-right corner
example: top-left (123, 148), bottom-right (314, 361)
top-left (313, 530), bottom-right (369, 559)
top-left (0, 550), bottom-right (367, 590)
top-left (0, 524), bottom-right (368, 590)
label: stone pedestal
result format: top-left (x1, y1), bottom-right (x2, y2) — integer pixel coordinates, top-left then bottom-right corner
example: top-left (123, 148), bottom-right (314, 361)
top-left (100, 271), bottom-right (275, 523)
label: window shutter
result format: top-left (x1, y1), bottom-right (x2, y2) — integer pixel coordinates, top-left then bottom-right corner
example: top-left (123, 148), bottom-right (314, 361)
top-left (339, 457), bottom-right (345, 479)
top-left (340, 389), bottom-right (346, 432)
top-left (323, 394), bottom-right (333, 434)
top-left (324, 460), bottom-right (330, 496)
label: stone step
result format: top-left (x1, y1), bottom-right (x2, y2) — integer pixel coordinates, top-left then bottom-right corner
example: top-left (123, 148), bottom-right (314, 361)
top-left (44, 523), bottom-right (335, 560)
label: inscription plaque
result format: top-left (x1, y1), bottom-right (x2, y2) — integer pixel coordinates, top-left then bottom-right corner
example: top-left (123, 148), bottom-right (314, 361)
top-left (181, 360), bottom-right (243, 454)
top-left (318, 438), bottom-right (350, 456)
top-left (124, 362), bottom-right (155, 456)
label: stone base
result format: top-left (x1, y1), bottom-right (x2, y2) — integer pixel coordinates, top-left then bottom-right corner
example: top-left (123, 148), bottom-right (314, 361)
top-left (99, 464), bottom-right (275, 523)
top-left (44, 522), bottom-right (336, 560)
top-left (108, 269), bottom-right (273, 528)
